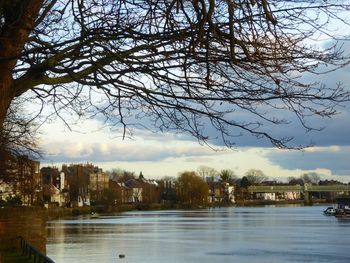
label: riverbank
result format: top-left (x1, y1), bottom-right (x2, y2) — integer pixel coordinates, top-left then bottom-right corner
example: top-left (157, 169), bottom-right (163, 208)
top-left (47, 199), bottom-right (330, 220)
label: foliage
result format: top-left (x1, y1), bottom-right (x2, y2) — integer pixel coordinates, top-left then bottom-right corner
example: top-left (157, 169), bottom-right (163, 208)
top-left (219, 169), bottom-right (236, 183)
top-left (239, 176), bottom-right (251, 189)
top-left (0, 1), bottom-right (350, 149)
top-left (287, 176), bottom-right (304, 185)
top-left (176, 171), bottom-right (209, 206)
top-left (0, 195), bottom-right (23, 207)
top-left (319, 179), bottom-right (344, 185)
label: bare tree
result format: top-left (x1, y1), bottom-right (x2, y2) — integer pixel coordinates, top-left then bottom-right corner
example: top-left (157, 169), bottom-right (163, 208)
top-left (288, 172), bottom-right (321, 185)
top-left (0, 99), bottom-right (41, 158)
top-left (301, 172), bottom-right (321, 185)
top-left (0, 98), bottom-right (42, 181)
top-left (0, 1), bottom-right (350, 149)
top-left (197, 165), bottom-right (218, 180)
top-left (245, 169), bottom-right (268, 184)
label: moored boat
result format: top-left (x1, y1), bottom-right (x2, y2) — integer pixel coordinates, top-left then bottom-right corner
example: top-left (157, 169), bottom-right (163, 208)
top-left (324, 195), bottom-right (350, 217)
top-left (323, 206), bottom-right (337, 215)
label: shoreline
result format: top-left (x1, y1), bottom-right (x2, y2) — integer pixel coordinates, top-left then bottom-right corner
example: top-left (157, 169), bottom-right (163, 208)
top-left (46, 199), bottom-right (331, 220)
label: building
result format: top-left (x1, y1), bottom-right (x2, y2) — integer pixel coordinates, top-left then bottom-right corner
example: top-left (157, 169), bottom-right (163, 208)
top-left (89, 169), bottom-right (109, 204)
top-left (62, 163), bottom-right (92, 207)
top-left (124, 179), bottom-right (143, 203)
top-left (255, 192), bottom-right (276, 201)
top-left (41, 167), bottom-right (61, 189)
top-left (41, 166), bottom-right (69, 207)
top-left (207, 182), bottom-right (236, 204)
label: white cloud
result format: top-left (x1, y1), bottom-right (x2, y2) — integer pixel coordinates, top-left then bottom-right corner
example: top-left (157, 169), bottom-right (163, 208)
top-left (264, 146), bottom-right (350, 177)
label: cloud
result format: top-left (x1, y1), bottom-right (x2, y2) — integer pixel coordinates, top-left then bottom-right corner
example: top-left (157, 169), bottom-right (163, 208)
top-left (41, 137), bottom-right (217, 164)
top-left (264, 146), bottom-right (350, 176)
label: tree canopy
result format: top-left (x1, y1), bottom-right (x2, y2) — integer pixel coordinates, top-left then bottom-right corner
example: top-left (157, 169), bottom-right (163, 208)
top-left (219, 169), bottom-right (236, 183)
top-left (176, 171), bottom-right (209, 205)
top-left (1, 1), bottom-right (350, 150)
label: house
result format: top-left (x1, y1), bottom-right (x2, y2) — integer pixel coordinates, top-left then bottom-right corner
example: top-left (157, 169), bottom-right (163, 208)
top-left (225, 184), bottom-right (235, 203)
top-left (62, 163), bottom-right (92, 207)
top-left (160, 179), bottom-right (176, 203)
top-left (124, 179), bottom-right (143, 203)
top-left (41, 166), bottom-right (69, 207)
top-left (283, 191), bottom-right (301, 200)
top-left (255, 192), bottom-right (276, 201)
top-left (207, 182), bottom-right (236, 204)
top-left (41, 167), bottom-right (61, 189)
top-left (89, 169), bottom-right (109, 204)
top-left (42, 184), bottom-right (68, 207)
top-left (109, 180), bottom-right (129, 205)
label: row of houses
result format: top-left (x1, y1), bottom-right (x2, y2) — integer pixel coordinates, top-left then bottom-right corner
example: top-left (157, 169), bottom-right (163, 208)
top-left (1, 158), bottom-right (312, 208)
top-left (40, 163), bottom-right (164, 207)
top-left (0, 159), bottom-right (160, 207)
top-left (41, 164), bottom-right (238, 207)
top-left (0, 159), bottom-right (238, 207)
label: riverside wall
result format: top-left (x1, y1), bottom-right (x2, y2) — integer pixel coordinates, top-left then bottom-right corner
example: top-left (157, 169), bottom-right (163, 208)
top-left (0, 207), bottom-right (47, 252)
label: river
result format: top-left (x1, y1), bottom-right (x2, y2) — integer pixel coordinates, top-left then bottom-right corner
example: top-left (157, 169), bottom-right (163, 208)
top-left (46, 205), bottom-right (350, 263)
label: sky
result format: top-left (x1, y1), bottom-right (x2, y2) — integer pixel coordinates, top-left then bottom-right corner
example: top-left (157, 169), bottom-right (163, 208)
top-left (36, 8), bottom-right (350, 182)
top-left (37, 76), bottom-right (350, 183)
top-left (36, 61), bottom-right (350, 183)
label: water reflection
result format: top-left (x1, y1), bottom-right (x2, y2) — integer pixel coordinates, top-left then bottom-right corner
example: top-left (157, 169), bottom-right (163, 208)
top-left (47, 206), bottom-right (350, 263)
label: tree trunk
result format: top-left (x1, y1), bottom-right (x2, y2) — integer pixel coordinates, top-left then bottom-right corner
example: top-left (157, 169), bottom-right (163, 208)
top-left (0, 0), bottom-right (44, 129)
top-left (0, 76), bottom-right (12, 129)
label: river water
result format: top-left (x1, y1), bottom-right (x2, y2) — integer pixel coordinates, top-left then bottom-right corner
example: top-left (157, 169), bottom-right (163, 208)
top-left (46, 205), bottom-right (350, 263)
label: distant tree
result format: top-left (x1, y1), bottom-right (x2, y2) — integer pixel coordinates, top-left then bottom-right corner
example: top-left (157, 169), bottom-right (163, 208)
top-left (301, 173), bottom-right (321, 185)
top-left (319, 179), bottom-right (344, 185)
top-left (240, 176), bottom-right (251, 189)
top-left (245, 169), bottom-right (268, 185)
top-left (219, 169), bottom-right (236, 183)
top-left (287, 177), bottom-right (304, 185)
top-left (107, 168), bottom-right (135, 182)
top-left (197, 166), bottom-right (218, 182)
top-left (177, 171), bottom-right (209, 206)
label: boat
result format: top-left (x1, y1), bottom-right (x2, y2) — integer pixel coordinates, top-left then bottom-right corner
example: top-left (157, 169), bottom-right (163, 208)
top-left (323, 206), bottom-right (337, 216)
top-left (323, 195), bottom-right (350, 217)
top-left (334, 196), bottom-right (350, 217)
